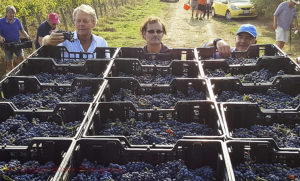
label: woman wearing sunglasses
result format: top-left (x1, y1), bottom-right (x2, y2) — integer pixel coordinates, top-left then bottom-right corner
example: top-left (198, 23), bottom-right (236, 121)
top-left (140, 17), bottom-right (169, 53)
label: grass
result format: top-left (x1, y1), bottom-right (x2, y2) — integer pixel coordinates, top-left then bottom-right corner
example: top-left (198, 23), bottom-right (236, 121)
top-left (94, 0), bottom-right (168, 47)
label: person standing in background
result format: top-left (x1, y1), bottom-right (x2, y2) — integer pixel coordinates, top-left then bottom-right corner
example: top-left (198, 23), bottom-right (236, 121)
top-left (35, 13), bottom-right (60, 49)
top-left (202, 0), bottom-right (211, 19)
top-left (0, 5), bottom-right (30, 71)
top-left (273, 0), bottom-right (299, 49)
top-left (189, 0), bottom-right (199, 19)
top-left (197, 0), bottom-right (206, 20)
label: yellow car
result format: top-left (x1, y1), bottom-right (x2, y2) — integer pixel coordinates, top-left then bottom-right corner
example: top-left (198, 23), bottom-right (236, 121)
top-left (211, 0), bottom-right (257, 20)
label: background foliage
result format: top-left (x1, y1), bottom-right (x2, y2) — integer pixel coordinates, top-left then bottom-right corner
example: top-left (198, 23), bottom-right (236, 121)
top-left (252, 0), bottom-right (283, 18)
top-left (0, 0), bottom-right (94, 20)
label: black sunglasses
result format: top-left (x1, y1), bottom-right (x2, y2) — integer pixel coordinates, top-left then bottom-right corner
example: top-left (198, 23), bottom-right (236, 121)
top-left (147, 30), bottom-right (163, 34)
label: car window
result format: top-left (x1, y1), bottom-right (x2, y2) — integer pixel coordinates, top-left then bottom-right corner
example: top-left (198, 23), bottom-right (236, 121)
top-left (229, 0), bottom-right (250, 2)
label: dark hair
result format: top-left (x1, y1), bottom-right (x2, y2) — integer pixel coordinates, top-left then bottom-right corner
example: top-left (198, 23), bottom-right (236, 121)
top-left (140, 16), bottom-right (167, 35)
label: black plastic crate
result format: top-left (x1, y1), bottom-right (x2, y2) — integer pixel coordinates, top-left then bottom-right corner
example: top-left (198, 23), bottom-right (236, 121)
top-left (210, 76), bottom-right (300, 110)
top-left (97, 78), bottom-right (211, 109)
top-left (197, 44), bottom-right (285, 60)
top-left (58, 138), bottom-right (231, 181)
top-left (2, 38), bottom-right (33, 51)
top-left (202, 56), bottom-right (300, 83)
top-left (32, 46), bottom-right (117, 63)
top-left (7, 57), bottom-right (109, 84)
top-left (0, 102), bottom-right (92, 146)
top-left (220, 103), bottom-right (300, 148)
top-left (226, 140), bottom-right (300, 181)
top-left (0, 76), bottom-right (104, 110)
top-left (83, 101), bottom-right (224, 145)
top-left (0, 138), bottom-right (73, 181)
top-left (106, 58), bottom-right (202, 84)
top-left (116, 47), bottom-right (196, 62)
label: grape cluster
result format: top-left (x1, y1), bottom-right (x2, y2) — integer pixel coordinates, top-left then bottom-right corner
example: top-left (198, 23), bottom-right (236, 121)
top-left (72, 159), bottom-right (215, 180)
top-left (232, 123), bottom-right (300, 148)
top-left (0, 160), bottom-right (56, 180)
top-left (206, 68), bottom-right (285, 83)
top-left (56, 30), bottom-right (74, 42)
top-left (99, 119), bottom-right (217, 145)
top-left (233, 151), bottom-right (300, 181)
top-left (110, 88), bottom-right (206, 109)
top-left (55, 59), bottom-right (87, 64)
top-left (0, 114), bottom-right (81, 145)
top-left (35, 72), bottom-right (101, 84)
top-left (118, 72), bottom-right (188, 84)
top-left (225, 57), bottom-right (257, 65)
top-left (1, 87), bottom-right (93, 109)
top-left (140, 59), bottom-right (172, 66)
top-left (217, 89), bottom-right (300, 109)
top-left (205, 68), bottom-right (227, 77)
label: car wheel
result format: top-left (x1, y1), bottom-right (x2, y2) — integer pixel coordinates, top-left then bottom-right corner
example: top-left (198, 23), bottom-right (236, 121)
top-left (212, 8), bottom-right (216, 17)
top-left (225, 11), bottom-right (231, 20)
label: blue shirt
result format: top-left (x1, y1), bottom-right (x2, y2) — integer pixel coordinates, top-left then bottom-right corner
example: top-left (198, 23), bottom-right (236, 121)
top-left (0, 17), bottom-right (23, 42)
top-left (59, 31), bottom-right (109, 59)
top-left (274, 2), bottom-right (298, 30)
top-left (35, 21), bottom-right (53, 49)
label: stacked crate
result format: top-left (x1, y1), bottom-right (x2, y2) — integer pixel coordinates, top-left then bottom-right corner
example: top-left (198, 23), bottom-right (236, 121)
top-left (0, 44), bottom-right (299, 180)
top-left (198, 44), bottom-right (300, 180)
top-left (0, 46), bottom-right (115, 180)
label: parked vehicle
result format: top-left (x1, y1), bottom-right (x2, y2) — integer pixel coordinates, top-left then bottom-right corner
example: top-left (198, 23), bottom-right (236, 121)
top-left (211, 0), bottom-right (257, 20)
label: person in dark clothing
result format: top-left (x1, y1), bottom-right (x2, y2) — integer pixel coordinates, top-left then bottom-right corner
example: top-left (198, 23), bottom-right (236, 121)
top-left (35, 13), bottom-right (60, 49)
top-left (202, 0), bottom-right (211, 19)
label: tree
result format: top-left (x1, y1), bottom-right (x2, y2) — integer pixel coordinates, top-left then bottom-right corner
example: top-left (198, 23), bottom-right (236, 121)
top-left (252, 0), bottom-right (283, 18)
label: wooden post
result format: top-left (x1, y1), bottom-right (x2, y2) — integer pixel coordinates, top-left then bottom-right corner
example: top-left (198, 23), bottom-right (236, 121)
top-left (110, 0), bottom-right (115, 9)
top-left (59, 8), bottom-right (68, 31)
top-left (114, 0), bottom-right (119, 8)
top-left (21, 16), bottom-right (28, 33)
top-left (67, 6), bottom-right (74, 25)
top-left (92, 0), bottom-right (98, 18)
top-left (98, 0), bottom-right (103, 17)
top-left (36, 13), bottom-right (41, 26)
top-left (103, 0), bottom-right (107, 14)
top-left (72, 0), bottom-right (77, 7)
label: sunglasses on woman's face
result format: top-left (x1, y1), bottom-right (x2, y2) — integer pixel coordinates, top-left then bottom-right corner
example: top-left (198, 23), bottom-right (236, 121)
top-left (147, 29), bottom-right (163, 34)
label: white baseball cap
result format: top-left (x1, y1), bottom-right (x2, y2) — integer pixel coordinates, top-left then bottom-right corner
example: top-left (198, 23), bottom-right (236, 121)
top-left (291, 0), bottom-right (300, 4)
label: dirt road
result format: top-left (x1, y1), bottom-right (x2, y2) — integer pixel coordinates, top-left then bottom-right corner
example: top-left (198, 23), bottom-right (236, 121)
top-left (161, 0), bottom-right (274, 49)
top-left (162, 0), bottom-right (219, 48)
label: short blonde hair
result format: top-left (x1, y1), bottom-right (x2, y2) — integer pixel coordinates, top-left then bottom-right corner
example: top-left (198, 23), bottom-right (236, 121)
top-left (73, 4), bottom-right (97, 24)
top-left (6, 5), bottom-right (16, 14)
top-left (140, 16), bottom-right (167, 35)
